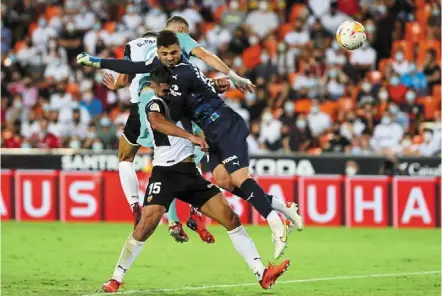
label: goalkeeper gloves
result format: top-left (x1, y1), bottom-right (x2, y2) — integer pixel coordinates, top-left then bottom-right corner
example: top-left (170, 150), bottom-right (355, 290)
top-left (76, 52), bottom-right (102, 68)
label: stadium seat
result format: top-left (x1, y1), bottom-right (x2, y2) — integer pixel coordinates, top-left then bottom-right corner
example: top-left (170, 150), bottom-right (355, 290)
top-left (320, 101), bottom-right (338, 119)
top-left (45, 5), bottom-right (63, 20)
top-left (66, 83), bottom-right (80, 95)
top-left (242, 45), bottom-right (261, 70)
top-left (264, 36), bottom-right (277, 57)
top-left (417, 96), bottom-right (438, 119)
top-left (278, 23), bottom-right (293, 40)
top-left (307, 147), bottom-right (322, 155)
top-left (391, 40), bottom-right (413, 61)
top-left (113, 46), bottom-right (125, 59)
top-left (294, 99), bottom-right (311, 114)
top-left (337, 97), bottom-right (354, 112)
top-left (433, 84), bottom-right (441, 104)
top-left (378, 58), bottom-right (392, 73)
top-left (224, 88), bottom-right (244, 100)
top-left (289, 4), bottom-right (306, 22)
top-left (103, 21), bottom-right (117, 33)
top-left (28, 22), bottom-right (38, 36)
top-left (14, 40), bottom-right (26, 53)
top-left (416, 5), bottom-right (431, 30)
top-left (213, 5), bottom-right (226, 22)
top-left (417, 40), bottom-right (441, 67)
top-left (405, 22), bottom-right (425, 43)
top-left (415, 0), bottom-right (426, 9)
top-left (201, 22), bottom-right (215, 34)
top-left (367, 71), bottom-right (382, 84)
top-left (288, 73), bottom-right (297, 86)
top-left (350, 86), bottom-right (360, 102)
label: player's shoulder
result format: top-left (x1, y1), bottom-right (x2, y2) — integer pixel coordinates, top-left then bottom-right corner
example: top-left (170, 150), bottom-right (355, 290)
top-left (146, 97), bottom-right (166, 112)
top-left (126, 37), bottom-right (156, 46)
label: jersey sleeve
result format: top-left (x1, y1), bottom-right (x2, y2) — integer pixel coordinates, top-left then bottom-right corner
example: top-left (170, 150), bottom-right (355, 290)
top-left (177, 33), bottom-right (201, 56)
top-left (123, 43), bottom-right (131, 60)
top-left (192, 122), bottom-right (202, 135)
top-left (145, 99), bottom-right (166, 119)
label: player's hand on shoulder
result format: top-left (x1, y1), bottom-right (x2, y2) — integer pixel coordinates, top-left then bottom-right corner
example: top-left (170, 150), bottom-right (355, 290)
top-left (102, 72), bottom-right (117, 90)
top-left (189, 135), bottom-right (209, 152)
top-left (210, 77), bottom-right (230, 94)
top-left (76, 52), bottom-right (101, 68)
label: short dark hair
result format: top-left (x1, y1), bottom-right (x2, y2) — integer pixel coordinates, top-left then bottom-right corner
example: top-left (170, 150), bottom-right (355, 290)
top-left (166, 16), bottom-right (189, 28)
top-left (142, 30), bottom-right (157, 38)
top-left (157, 30), bottom-right (179, 48)
top-left (151, 67), bottom-right (171, 84)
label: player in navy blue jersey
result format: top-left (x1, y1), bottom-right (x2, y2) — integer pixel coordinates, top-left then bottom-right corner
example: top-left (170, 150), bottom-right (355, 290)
top-left (77, 30), bottom-right (303, 258)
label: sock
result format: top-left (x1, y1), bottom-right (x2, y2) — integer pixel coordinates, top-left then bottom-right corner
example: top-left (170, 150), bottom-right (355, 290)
top-left (231, 187), bottom-right (247, 198)
top-left (111, 234), bottom-right (144, 282)
top-left (240, 178), bottom-right (273, 218)
top-left (167, 199), bottom-right (180, 223)
top-left (266, 210), bottom-right (284, 237)
top-left (227, 226), bottom-right (265, 280)
top-left (119, 162), bottom-right (140, 207)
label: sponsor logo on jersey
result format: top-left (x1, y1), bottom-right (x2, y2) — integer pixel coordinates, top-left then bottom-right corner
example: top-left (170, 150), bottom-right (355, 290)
top-left (222, 155), bottom-right (238, 164)
top-left (150, 103), bottom-right (161, 112)
top-left (170, 85), bottom-right (182, 96)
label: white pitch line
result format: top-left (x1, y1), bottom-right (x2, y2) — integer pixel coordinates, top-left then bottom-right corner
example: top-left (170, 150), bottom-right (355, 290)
top-left (81, 270), bottom-right (441, 296)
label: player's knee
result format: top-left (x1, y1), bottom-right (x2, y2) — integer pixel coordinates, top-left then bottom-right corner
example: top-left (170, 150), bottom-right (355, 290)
top-left (119, 151), bottom-right (135, 162)
top-left (133, 207), bottom-right (163, 241)
top-left (214, 174), bottom-right (234, 192)
top-left (225, 211), bottom-right (241, 231)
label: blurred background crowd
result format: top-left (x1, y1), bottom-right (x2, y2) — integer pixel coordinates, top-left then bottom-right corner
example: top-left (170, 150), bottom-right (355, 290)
top-left (1, 0), bottom-right (441, 157)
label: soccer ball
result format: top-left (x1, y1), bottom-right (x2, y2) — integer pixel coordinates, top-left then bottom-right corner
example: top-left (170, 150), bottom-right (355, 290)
top-left (336, 20), bottom-right (367, 50)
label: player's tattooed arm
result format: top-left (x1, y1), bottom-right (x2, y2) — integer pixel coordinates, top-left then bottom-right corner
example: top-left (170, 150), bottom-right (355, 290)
top-left (148, 111), bottom-right (209, 152)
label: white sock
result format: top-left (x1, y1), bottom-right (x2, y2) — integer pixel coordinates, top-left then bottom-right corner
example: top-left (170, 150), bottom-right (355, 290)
top-left (271, 197), bottom-right (289, 215)
top-left (111, 234), bottom-right (144, 282)
top-left (119, 161), bottom-right (140, 207)
top-left (266, 210), bottom-right (284, 236)
top-left (227, 226), bottom-right (265, 280)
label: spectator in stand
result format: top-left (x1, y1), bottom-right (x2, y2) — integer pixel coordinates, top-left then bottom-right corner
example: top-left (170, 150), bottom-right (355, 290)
top-left (83, 22), bottom-right (110, 55)
top-left (340, 111), bottom-right (367, 141)
top-left (427, 1), bottom-right (441, 40)
top-left (387, 74), bottom-right (407, 103)
top-left (171, 1), bottom-right (202, 35)
top-left (74, 5), bottom-right (97, 32)
top-left (5, 94), bottom-right (26, 123)
top-left (371, 111), bottom-right (404, 154)
top-left (323, 123), bottom-right (351, 153)
top-left (1, 18), bottom-right (12, 54)
top-left (44, 52), bottom-right (72, 82)
top-left (81, 91), bottom-right (103, 118)
top-left (326, 41), bottom-right (347, 65)
top-left (418, 128), bottom-right (439, 156)
top-left (293, 66), bottom-right (320, 99)
top-left (357, 78), bottom-right (375, 106)
top-left (50, 82), bottom-right (72, 110)
top-left (284, 18), bottom-right (310, 55)
top-left (65, 109), bottom-right (88, 140)
top-left (245, 0), bottom-right (280, 38)
top-left (122, 3), bottom-right (142, 31)
top-left (349, 42), bottom-right (377, 79)
top-left (59, 22), bottom-right (83, 63)
top-left (319, 1), bottom-right (351, 35)
top-left (206, 21), bottom-right (232, 54)
top-left (222, 0), bottom-right (246, 32)
top-left (324, 65), bottom-right (346, 100)
top-left (97, 115), bottom-right (117, 149)
top-left (391, 49), bottom-right (409, 76)
top-left (59, 99), bottom-right (91, 125)
top-left (259, 109), bottom-right (282, 151)
top-left (47, 109), bottom-right (63, 138)
top-left (400, 63), bottom-right (427, 96)
top-left (145, 5), bottom-right (168, 32)
top-left (250, 49), bottom-right (278, 82)
top-left (423, 49), bottom-right (441, 91)
top-left (400, 89), bottom-right (424, 134)
top-left (307, 99), bottom-right (332, 137)
top-left (32, 117), bottom-right (60, 149)
top-left (247, 121), bottom-right (265, 155)
top-left (32, 17), bottom-right (57, 52)
top-left (282, 113), bottom-right (312, 153)
top-left (2, 126), bottom-right (22, 148)
top-left (388, 102), bottom-right (409, 131)
top-left (229, 27), bottom-right (249, 55)
top-left (400, 133), bottom-right (419, 156)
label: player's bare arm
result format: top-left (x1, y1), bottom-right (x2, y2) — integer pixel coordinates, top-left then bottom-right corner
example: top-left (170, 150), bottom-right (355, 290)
top-left (102, 73), bottom-right (130, 90)
top-left (148, 112), bottom-right (209, 152)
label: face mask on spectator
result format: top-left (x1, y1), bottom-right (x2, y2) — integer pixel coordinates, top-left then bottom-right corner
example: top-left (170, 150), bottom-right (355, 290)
top-left (95, 72), bottom-right (103, 83)
top-left (39, 18), bottom-right (47, 27)
top-left (260, 53), bottom-right (269, 63)
top-left (361, 82), bottom-right (371, 93)
top-left (402, 139), bottom-right (412, 148)
top-left (277, 42), bottom-right (287, 52)
top-left (377, 5), bottom-right (387, 14)
top-left (381, 116), bottom-right (391, 125)
top-left (351, 146), bottom-right (362, 155)
top-left (42, 103), bottom-right (50, 113)
top-left (405, 91), bottom-right (416, 103)
top-left (70, 140), bottom-right (81, 150)
top-left (127, 5), bottom-right (136, 14)
top-left (83, 92), bottom-right (93, 103)
top-left (233, 57), bottom-right (242, 68)
top-left (13, 100), bottom-right (22, 109)
top-left (311, 105), bottom-right (319, 114)
top-left (94, 23), bottom-right (101, 31)
top-left (378, 90), bottom-right (389, 101)
top-left (87, 131), bottom-right (96, 139)
top-left (48, 40), bottom-right (57, 49)
top-left (345, 166), bottom-right (357, 176)
top-left (389, 104), bottom-right (399, 115)
top-left (390, 76), bottom-right (400, 86)
top-left (100, 117), bottom-right (112, 127)
top-left (262, 112), bottom-right (273, 123)
top-left (365, 24), bottom-right (375, 33)
top-left (248, 36), bottom-right (259, 46)
top-left (296, 120), bottom-right (306, 129)
top-left (408, 63), bottom-right (416, 73)
top-left (395, 52), bottom-right (404, 62)
top-left (245, 92), bottom-right (256, 103)
top-left (329, 69), bottom-right (337, 78)
top-left (423, 132), bottom-right (433, 142)
top-left (92, 141), bottom-right (104, 152)
top-left (332, 41), bottom-right (340, 50)
top-left (258, 1), bottom-right (268, 11)
top-left (22, 143), bottom-right (32, 149)
top-left (230, 0), bottom-right (239, 10)
top-left (67, 23), bottom-right (75, 33)
top-left (284, 102), bottom-right (294, 114)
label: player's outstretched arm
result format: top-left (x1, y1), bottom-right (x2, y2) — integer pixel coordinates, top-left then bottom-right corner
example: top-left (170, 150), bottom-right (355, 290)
top-left (148, 112), bottom-right (209, 152)
top-left (191, 47), bottom-right (255, 93)
top-left (76, 52), bottom-right (160, 74)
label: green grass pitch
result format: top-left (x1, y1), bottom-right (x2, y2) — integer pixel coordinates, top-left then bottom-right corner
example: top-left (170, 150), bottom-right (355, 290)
top-left (1, 222), bottom-right (440, 296)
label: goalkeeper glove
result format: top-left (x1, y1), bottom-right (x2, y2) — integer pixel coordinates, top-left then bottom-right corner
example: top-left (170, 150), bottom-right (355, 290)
top-left (76, 52), bottom-right (102, 68)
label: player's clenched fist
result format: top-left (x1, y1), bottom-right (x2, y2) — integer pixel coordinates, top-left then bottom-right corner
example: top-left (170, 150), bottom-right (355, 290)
top-left (189, 135), bottom-right (209, 152)
top-left (211, 77), bottom-right (230, 94)
top-left (76, 52), bottom-right (101, 68)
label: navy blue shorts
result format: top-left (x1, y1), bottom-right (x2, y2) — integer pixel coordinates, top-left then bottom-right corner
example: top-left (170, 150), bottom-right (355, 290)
top-left (204, 110), bottom-right (249, 174)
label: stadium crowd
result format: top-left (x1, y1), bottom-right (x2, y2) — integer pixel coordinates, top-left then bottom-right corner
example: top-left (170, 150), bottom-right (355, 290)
top-left (1, 0), bottom-right (441, 157)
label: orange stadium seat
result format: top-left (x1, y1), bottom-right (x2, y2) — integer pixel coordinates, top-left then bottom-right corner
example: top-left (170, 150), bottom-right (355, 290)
top-left (416, 5), bottom-right (431, 30)
top-left (417, 40), bottom-right (441, 66)
top-left (378, 58), bottom-right (392, 73)
top-left (433, 84), bottom-right (441, 104)
top-left (45, 5), bottom-right (63, 20)
top-left (113, 46), bottom-right (125, 59)
top-left (278, 23), bottom-right (293, 40)
top-left (415, 0), bottom-right (426, 9)
top-left (288, 73), bottom-right (297, 86)
top-left (264, 37), bottom-right (277, 57)
top-left (66, 83), bottom-right (80, 95)
top-left (367, 71), bottom-right (382, 84)
top-left (405, 22), bottom-right (425, 43)
top-left (391, 40), bottom-right (413, 61)
top-left (320, 101), bottom-right (338, 119)
top-left (350, 86), bottom-right (360, 101)
top-left (14, 40), bottom-right (26, 53)
top-left (224, 88), bottom-right (244, 100)
top-left (337, 97), bottom-right (354, 112)
top-left (213, 5), bottom-right (226, 22)
top-left (289, 4), bottom-right (306, 22)
top-left (103, 21), bottom-right (116, 33)
top-left (294, 99), bottom-right (311, 114)
top-left (28, 22), bottom-right (38, 36)
top-left (417, 96), bottom-right (438, 119)
top-left (201, 22), bottom-right (215, 35)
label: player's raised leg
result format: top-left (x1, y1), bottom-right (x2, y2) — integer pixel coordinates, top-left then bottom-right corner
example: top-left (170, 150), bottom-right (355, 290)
top-left (213, 164), bottom-right (303, 231)
top-left (118, 126), bottom-right (141, 229)
top-left (199, 192), bottom-right (290, 289)
top-left (102, 204), bottom-right (165, 292)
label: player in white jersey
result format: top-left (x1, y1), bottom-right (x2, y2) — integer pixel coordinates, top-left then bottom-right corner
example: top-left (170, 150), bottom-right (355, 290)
top-left (102, 67), bottom-right (290, 293)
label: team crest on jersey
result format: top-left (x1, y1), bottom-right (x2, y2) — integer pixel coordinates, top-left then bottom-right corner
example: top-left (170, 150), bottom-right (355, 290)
top-left (150, 103), bottom-right (161, 112)
top-left (147, 195), bottom-right (153, 203)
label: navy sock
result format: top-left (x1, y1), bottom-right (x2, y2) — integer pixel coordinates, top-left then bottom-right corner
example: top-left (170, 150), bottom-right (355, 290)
top-left (240, 178), bottom-right (272, 218)
top-left (232, 187), bottom-right (273, 204)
